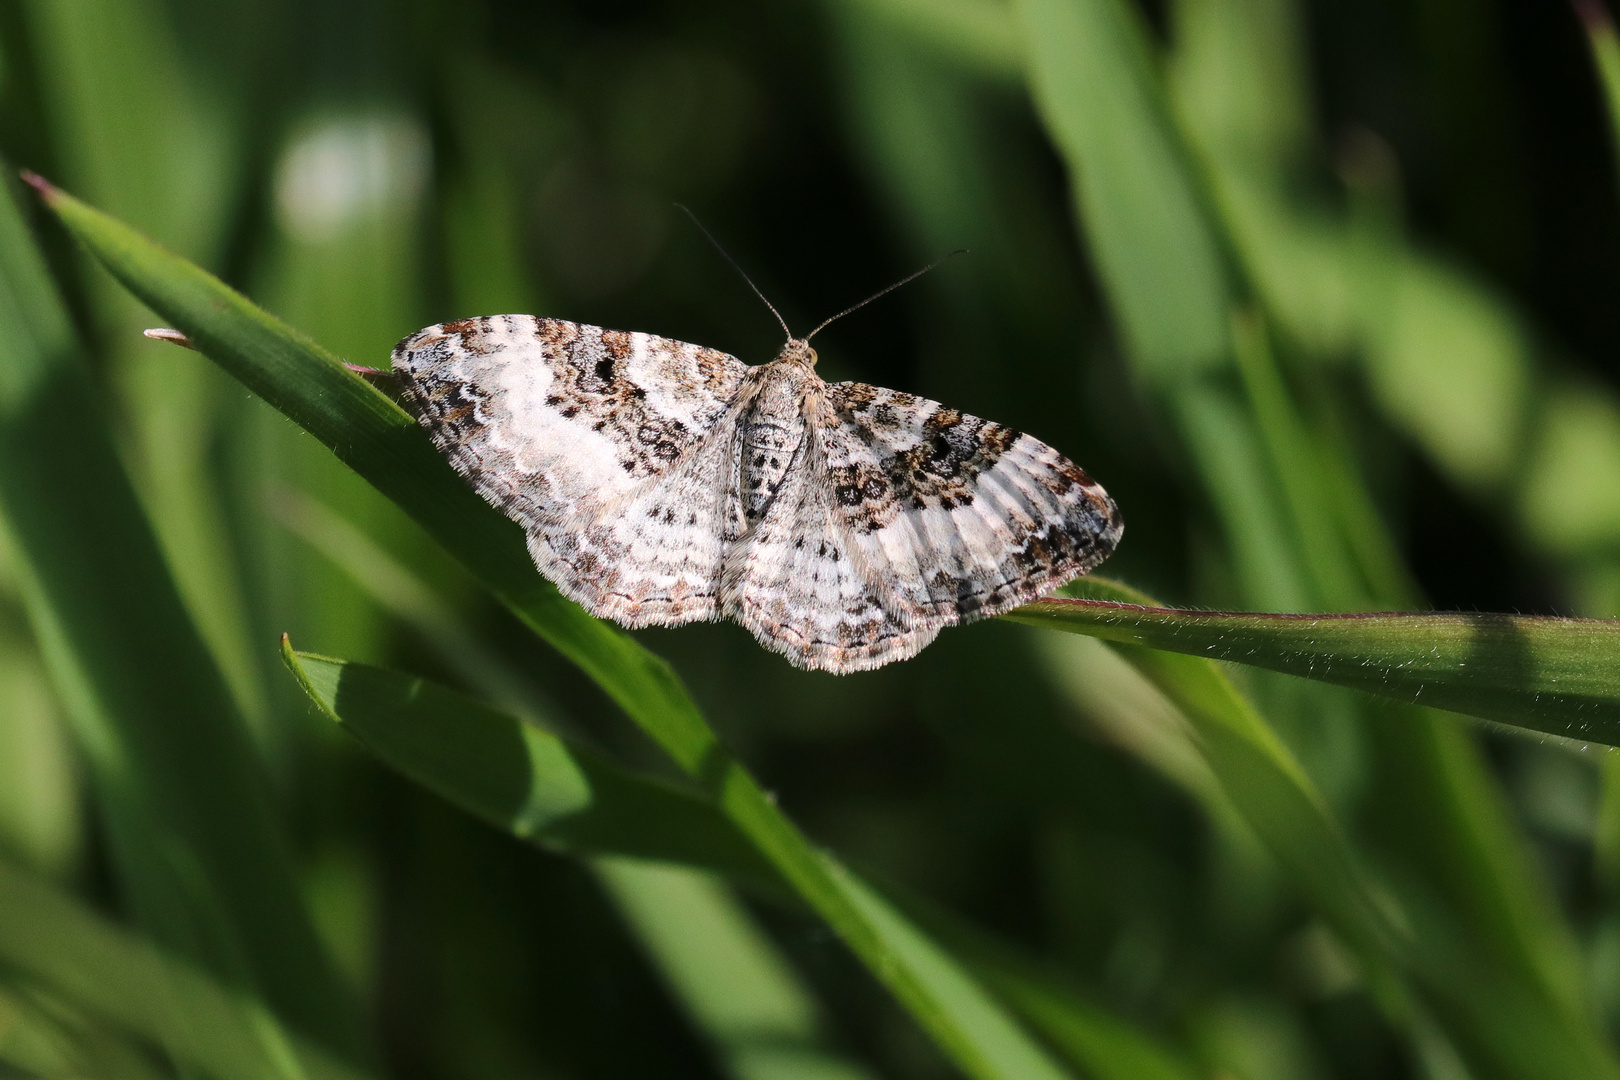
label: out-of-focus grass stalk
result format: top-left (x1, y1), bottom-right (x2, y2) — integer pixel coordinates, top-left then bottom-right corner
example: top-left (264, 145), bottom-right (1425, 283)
top-left (1578, 0), bottom-right (1620, 157)
top-left (1570, 0), bottom-right (1620, 896)
top-left (596, 858), bottom-right (880, 1080)
top-left (20, 0), bottom-right (264, 728)
top-left (0, 857), bottom-right (370, 1080)
top-left (0, 172), bottom-right (367, 1068)
top-left (1009, 0), bottom-right (1617, 1075)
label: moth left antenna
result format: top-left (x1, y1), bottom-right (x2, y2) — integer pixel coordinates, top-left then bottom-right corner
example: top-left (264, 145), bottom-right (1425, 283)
top-left (674, 204), bottom-right (794, 341)
top-left (806, 249), bottom-right (967, 343)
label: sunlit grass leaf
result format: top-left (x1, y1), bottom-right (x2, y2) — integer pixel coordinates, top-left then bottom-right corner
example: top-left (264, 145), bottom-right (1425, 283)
top-left (38, 178), bottom-right (1078, 1080)
top-left (0, 172), bottom-right (364, 1063)
top-left (836, 0), bottom-right (1023, 79)
top-left (0, 858), bottom-right (369, 1080)
top-left (1014, 0), bottom-right (1229, 377)
top-left (30, 177), bottom-right (708, 758)
top-left (1009, 577), bottom-right (1620, 745)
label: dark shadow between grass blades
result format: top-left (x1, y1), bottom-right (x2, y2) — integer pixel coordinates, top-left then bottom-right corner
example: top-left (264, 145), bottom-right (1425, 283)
top-left (1010, 588), bottom-right (1620, 743)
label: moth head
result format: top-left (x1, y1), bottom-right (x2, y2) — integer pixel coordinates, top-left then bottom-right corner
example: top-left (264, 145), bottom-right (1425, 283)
top-left (779, 339), bottom-right (818, 368)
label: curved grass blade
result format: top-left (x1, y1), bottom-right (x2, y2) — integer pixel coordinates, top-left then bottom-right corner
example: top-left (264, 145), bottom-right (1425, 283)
top-left (1006, 577), bottom-right (1620, 744)
top-left (0, 858), bottom-right (369, 1080)
top-left (281, 642), bottom-right (786, 895)
top-left (281, 643), bottom-right (1074, 1080)
top-left (30, 174), bottom-right (1080, 1080)
top-left (278, 491), bottom-right (880, 1080)
top-left (289, 488), bottom-right (1193, 1080)
top-left (22, 174), bottom-right (712, 763)
top-left (1031, 577), bottom-right (1620, 1079)
top-left (0, 170), bottom-right (365, 1064)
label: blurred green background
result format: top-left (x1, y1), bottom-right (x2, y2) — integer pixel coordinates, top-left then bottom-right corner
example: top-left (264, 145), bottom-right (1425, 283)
top-left (4, 0), bottom-right (1620, 1077)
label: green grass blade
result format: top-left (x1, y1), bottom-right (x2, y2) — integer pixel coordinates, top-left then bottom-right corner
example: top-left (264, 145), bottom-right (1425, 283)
top-left (280, 489), bottom-right (874, 1080)
top-left (1014, 0), bottom-right (1229, 378)
top-left (281, 644), bottom-right (786, 894)
top-left (0, 858), bottom-right (369, 1080)
top-left (1037, 579), bottom-right (1620, 1079)
top-left (37, 176), bottom-right (1082, 1080)
top-left (0, 172), bottom-right (363, 1064)
top-left (596, 858), bottom-right (878, 1080)
top-left (289, 491), bottom-right (1199, 1080)
top-left (1007, 577), bottom-right (1620, 743)
top-left (1579, 0), bottom-right (1620, 176)
top-left (281, 643), bottom-right (1074, 1080)
top-left (836, 0), bottom-right (1023, 79)
top-left (30, 175), bottom-right (720, 771)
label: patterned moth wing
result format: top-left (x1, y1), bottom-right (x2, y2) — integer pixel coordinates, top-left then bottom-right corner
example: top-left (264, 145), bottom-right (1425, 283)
top-left (820, 382), bottom-right (1119, 643)
top-left (721, 381), bottom-right (1121, 673)
top-left (721, 419), bottom-right (941, 673)
top-left (392, 315), bottom-right (752, 625)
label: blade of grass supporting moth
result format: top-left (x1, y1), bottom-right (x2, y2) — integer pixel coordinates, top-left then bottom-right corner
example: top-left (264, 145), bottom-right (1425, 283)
top-left (289, 487), bottom-right (1196, 1080)
top-left (31, 181), bottom-right (1088, 1080)
top-left (0, 857), bottom-right (370, 1080)
top-left (277, 494), bottom-right (880, 1080)
top-left (280, 642), bottom-right (1076, 1080)
top-left (0, 171), bottom-right (366, 1066)
top-left (1040, 578), bottom-right (1620, 1079)
top-left (29, 172), bottom-right (719, 766)
top-left (1006, 578), bottom-right (1620, 745)
top-left (1010, 2), bottom-right (1618, 1072)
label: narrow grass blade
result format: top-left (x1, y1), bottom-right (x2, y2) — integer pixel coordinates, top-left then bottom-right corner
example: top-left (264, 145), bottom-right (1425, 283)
top-left (289, 499), bottom-right (1196, 1080)
top-left (1578, 0), bottom-right (1620, 175)
top-left (39, 179), bottom-right (1086, 1080)
top-left (836, 0), bottom-right (1023, 79)
top-left (0, 172), bottom-right (364, 1063)
top-left (1034, 578), bottom-right (1620, 1079)
top-left (282, 643), bottom-right (1074, 1080)
top-left (288, 490), bottom-right (876, 1080)
top-left (596, 858), bottom-right (878, 1080)
top-left (1006, 577), bottom-right (1620, 744)
top-left (0, 858), bottom-right (369, 1080)
top-left (281, 643), bottom-right (785, 895)
top-left (1014, 0), bottom-right (1229, 377)
top-left (30, 174), bottom-right (716, 770)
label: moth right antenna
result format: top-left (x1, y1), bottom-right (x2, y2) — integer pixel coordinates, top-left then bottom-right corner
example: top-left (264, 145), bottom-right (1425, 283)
top-left (675, 204), bottom-right (795, 341)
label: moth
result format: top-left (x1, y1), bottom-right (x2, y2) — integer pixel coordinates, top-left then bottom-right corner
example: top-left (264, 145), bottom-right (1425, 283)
top-left (391, 307), bottom-right (1121, 673)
